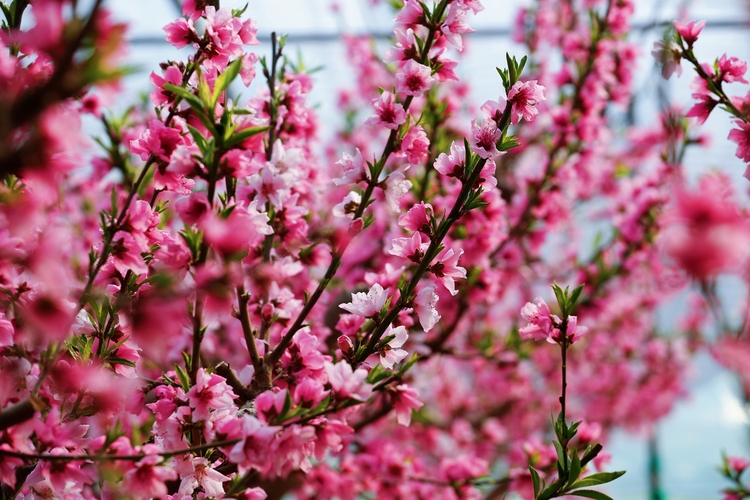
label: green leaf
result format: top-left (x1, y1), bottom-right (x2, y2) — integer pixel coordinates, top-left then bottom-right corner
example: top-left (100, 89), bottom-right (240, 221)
top-left (537, 477), bottom-right (563, 500)
top-left (186, 125), bottom-right (209, 155)
top-left (518, 55), bottom-right (528, 76)
top-left (552, 283), bottom-right (567, 315)
top-left (567, 448), bottom-right (582, 487)
top-left (224, 126), bottom-right (269, 149)
top-left (569, 471), bottom-right (626, 490)
top-left (567, 489), bottom-right (614, 500)
top-left (162, 83), bottom-right (203, 111)
top-left (569, 284), bottom-right (585, 312)
top-left (397, 353), bottom-right (419, 375)
top-left (174, 363), bottom-right (190, 392)
top-left (212, 57), bottom-right (243, 108)
top-left (108, 357), bottom-right (137, 368)
top-left (529, 466), bottom-right (541, 498)
top-left (553, 440), bottom-right (566, 470)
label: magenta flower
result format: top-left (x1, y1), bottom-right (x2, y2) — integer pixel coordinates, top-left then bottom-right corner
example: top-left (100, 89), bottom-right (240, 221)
top-left (718, 54), bottom-right (749, 84)
top-left (186, 368), bottom-right (237, 421)
top-left (398, 201), bottom-right (433, 235)
top-left (395, 60), bottom-right (434, 97)
top-left (163, 17), bottom-right (197, 49)
top-left (507, 80), bottom-right (546, 125)
top-left (685, 77), bottom-right (718, 124)
top-left (365, 91), bottom-right (407, 130)
top-left (673, 19), bottom-right (706, 47)
top-left (430, 247), bottom-right (467, 296)
top-left (728, 456), bottom-right (750, 474)
top-left (729, 121), bottom-right (750, 163)
top-left (470, 118), bottom-right (502, 159)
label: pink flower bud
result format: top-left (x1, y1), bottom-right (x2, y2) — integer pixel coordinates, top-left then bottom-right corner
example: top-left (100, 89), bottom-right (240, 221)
top-left (338, 335), bottom-right (354, 357)
top-left (261, 303), bottom-right (275, 323)
top-left (349, 217), bottom-right (364, 234)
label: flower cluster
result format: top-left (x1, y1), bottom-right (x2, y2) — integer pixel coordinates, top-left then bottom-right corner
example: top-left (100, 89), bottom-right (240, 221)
top-left (0, 0), bottom-right (747, 499)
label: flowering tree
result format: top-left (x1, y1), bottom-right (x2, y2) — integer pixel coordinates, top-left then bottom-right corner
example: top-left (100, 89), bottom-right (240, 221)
top-left (0, 0), bottom-right (748, 499)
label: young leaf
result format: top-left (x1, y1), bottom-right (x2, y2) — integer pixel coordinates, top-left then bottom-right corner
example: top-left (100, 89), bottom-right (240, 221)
top-left (567, 448), bottom-right (582, 487)
top-left (567, 490), bottom-right (614, 500)
top-left (212, 57), bottom-right (243, 107)
top-left (529, 466), bottom-right (541, 498)
top-left (569, 471), bottom-right (626, 490)
top-left (174, 363), bottom-right (190, 392)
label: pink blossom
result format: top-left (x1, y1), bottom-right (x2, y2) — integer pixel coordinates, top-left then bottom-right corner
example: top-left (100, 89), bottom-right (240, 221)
top-left (519, 297), bottom-right (559, 342)
top-left (507, 80), bottom-right (546, 125)
top-left (130, 119), bottom-right (184, 162)
top-left (0, 311), bottom-right (14, 347)
top-left (718, 54), bottom-right (748, 84)
top-left (685, 77), bottom-right (717, 124)
top-left (185, 368), bottom-right (236, 421)
top-left (390, 232), bottom-right (430, 263)
top-left (340, 283), bottom-right (389, 318)
top-left (728, 456), bottom-right (750, 474)
top-left (122, 447), bottom-right (178, 498)
top-left (243, 488), bottom-right (269, 500)
top-left (435, 141), bottom-right (467, 179)
top-left (365, 91), bottom-right (406, 130)
top-left (334, 149), bottom-right (368, 185)
top-left (652, 39), bottom-right (682, 80)
top-left (178, 457), bottom-right (230, 497)
top-left (729, 120), bottom-right (750, 165)
top-left (395, 0), bottom-right (425, 26)
top-left (664, 173), bottom-right (750, 278)
top-left (430, 247), bottom-right (467, 296)
top-left (470, 118), bottom-right (502, 159)
top-left (442, 3), bottom-right (475, 51)
top-left (294, 377), bottom-right (327, 407)
top-left (398, 202), bottom-right (433, 235)
top-left (332, 191), bottom-right (362, 218)
top-left (325, 361), bottom-right (373, 401)
top-left (413, 282), bottom-right (441, 332)
top-left (392, 383), bottom-right (423, 426)
top-left (439, 454), bottom-right (489, 482)
top-left (384, 28), bottom-right (418, 64)
top-left (225, 415), bottom-right (281, 472)
top-left (395, 60), bottom-right (434, 97)
top-left (201, 201), bottom-right (273, 256)
top-left (163, 18), bottom-right (197, 49)
top-left (383, 170), bottom-right (413, 211)
top-left (398, 125), bottom-right (430, 164)
top-left (150, 65), bottom-right (183, 106)
top-left (673, 20), bottom-right (706, 47)
top-left (379, 325), bottom-right (409, 369)
top-left (480, 95), bottom-right (508, 125)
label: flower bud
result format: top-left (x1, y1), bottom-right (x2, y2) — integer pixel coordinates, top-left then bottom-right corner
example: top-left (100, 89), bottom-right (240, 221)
top-left (338, 335), bottom-right (354, 358)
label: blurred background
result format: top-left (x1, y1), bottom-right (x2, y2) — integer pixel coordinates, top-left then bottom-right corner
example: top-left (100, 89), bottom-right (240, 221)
top-left (104, 1), bottom-right (750, 498)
